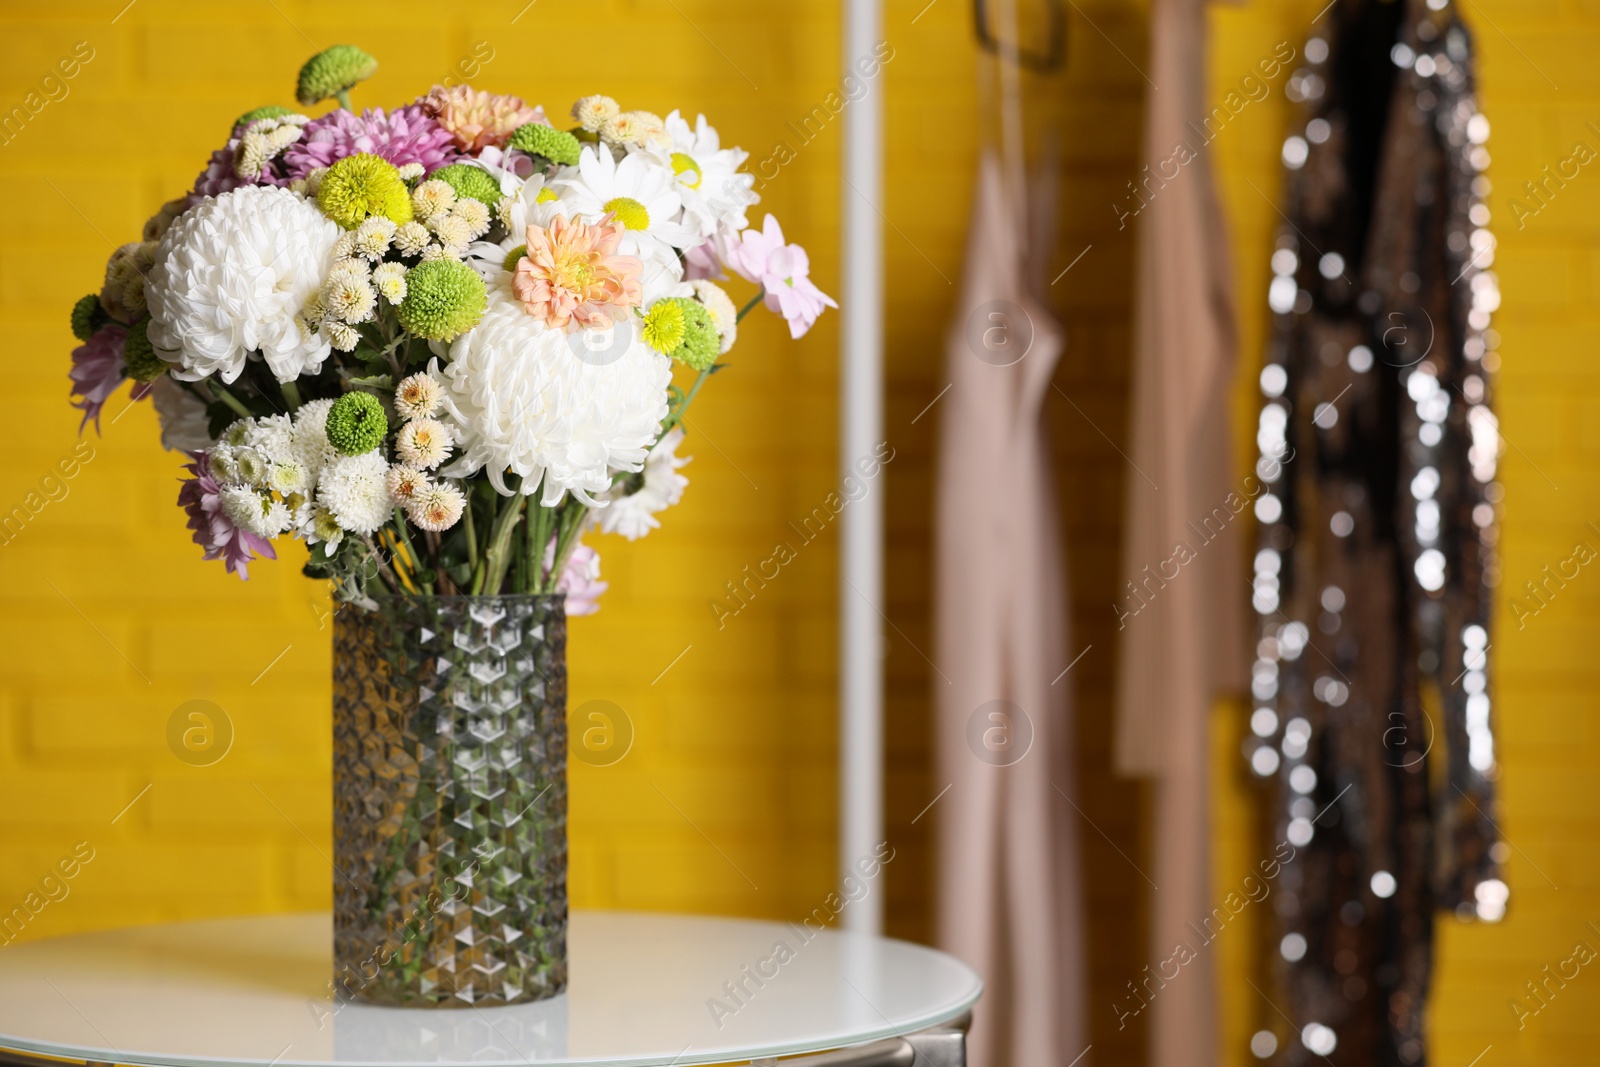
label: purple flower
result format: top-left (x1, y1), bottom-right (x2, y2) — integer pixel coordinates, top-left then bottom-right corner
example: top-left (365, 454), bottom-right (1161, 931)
top-left (69, 323), bottom-right (128, 433)
top-left (189, 132), bottom-right (292, 203)
top-left (284, 106), bottom-right (460, 180)
top-left (178, 452), bottom-right (276, 580)
top-left (726, 215), bottom-right (837, 339)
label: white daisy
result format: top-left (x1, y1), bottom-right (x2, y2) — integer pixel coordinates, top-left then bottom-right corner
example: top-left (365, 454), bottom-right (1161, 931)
top-left (553, 146), bottom-right (698, 268)
top-left (659, 111), bottom-right (757, 238)
top-left (146, 186), bottom-right (340, 384)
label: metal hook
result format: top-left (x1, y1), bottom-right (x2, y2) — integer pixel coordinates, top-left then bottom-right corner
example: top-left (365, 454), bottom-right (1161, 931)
top-left (973, 0), bottom-right (1068, 73)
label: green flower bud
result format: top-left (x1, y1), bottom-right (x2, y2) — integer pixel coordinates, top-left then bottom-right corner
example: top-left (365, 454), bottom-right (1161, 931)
top-left (70, 293), bottom-right (104, 342)
top-left (507, 123), bottom-right (581, 165)
top-left (397, 259), bottom-right (487, 341)
top-left (325, 392), bottom-right (388, 455)
top-left (296, 45), bottom-right (378, 107)
top-left (236, 105), bottom-right (296, 130)
top-left (123, 320), bottom-right (167, 383)
top-left (427, 163), bottom-right (503, 207)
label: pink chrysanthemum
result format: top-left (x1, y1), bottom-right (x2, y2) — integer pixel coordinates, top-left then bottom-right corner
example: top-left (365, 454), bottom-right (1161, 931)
top-left (421, 85), bottom-right (547, 153)
top-left (69, 323), bottom-right (134, 432)
top-left (553, 540), bottom-right (607, 616)
top-left (512, 215), bottom-right (643, 329)
top-left (284, 105), bottom-right (459, 180)
top-left (726, 214), bottom-right (838, 339)
top-left (178, 451), bottom-right (276, 580)
top-left (189, 131), bottom-right (294, 203)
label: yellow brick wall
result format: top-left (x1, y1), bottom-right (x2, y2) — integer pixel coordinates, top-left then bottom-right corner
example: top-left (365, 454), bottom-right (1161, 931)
top-left (2, 2), bottom-right (1594, 1066)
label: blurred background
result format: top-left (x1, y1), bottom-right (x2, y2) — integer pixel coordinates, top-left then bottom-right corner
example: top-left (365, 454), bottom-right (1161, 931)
top-left (0, 0), bottom-right (1594, 1064)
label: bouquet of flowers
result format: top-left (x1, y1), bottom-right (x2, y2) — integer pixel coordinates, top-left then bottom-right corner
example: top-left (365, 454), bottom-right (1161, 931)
top-left (68, 46), bottom-right (834, 611)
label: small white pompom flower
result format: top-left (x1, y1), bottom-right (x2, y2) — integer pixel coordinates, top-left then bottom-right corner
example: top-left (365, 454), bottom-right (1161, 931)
top-left (429, 213), bottom-right (474, 251)
top-left (324, 271), bottom-right (376, 324)
top-left (386, 465), bottom-right (430, 503)
top-left (396, 418), bottom-right (451, 469)
top-left (394, 221), bottom-right (431, 256)
top-left (269, 459), bottom-right (310, 495)
top-left (412, 179), bottom-right (456, 221)
top-left (323, 320), bottom-right (360, 352)
top-left (372, 262), bottom-right (407, 303)
top-left (394, 371), bottom-right (442, 420)
top-left (317, 451), bottom-right (393, 535)
top-left (450, 197), bottom-right (491, 238)
top-left (407, 482), bottom-right (467, 531)
top-left (573, 94), bottom-right (621, 133)
top-left (354, 217), bottom-right (398, 260)
top-left (397, 162), bottom-right (426, 182)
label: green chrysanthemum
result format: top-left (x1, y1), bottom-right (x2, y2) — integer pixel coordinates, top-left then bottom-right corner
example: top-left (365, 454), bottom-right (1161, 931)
top-left (427, 163), bottom-right (503, 207)
top-left (502, 244), bottom-right (528, 272)
top-left (641, 300), bottom-right (686, 355)
top-left (318, 153), bottom-right (415, 229)
top-left (325, 392), bottom-right (388, 455)
top-left (236, 105), bottom-right (295, 130)
top-left (70, 293), bottom-right (104, 342)
top-left (397, 259), bottom-right (487, 341)
top-left (123, 320), bottom-right (167, 383)
top-left (646, 297), bottom-right (718, 370)
top-left (296, 45), bottom-right (378, 107)
top-left (507, 123), bottom-right (581, 165)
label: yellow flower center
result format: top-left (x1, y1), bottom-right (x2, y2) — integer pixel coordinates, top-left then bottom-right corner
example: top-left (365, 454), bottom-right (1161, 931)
top-left (603, 196), bottom-right (650, 230)
top-left (535, 187), bottom-right (559, 203)
top-left (670, 152), bottom-right (702, 189)
top-left (503, 244), bottom-right (528, 272)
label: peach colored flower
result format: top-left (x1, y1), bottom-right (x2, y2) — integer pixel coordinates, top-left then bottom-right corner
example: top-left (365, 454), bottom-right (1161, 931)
top-left (512, 215), bottom-right (644, 329)
top-left (421, 85), bottom-right (547, 152)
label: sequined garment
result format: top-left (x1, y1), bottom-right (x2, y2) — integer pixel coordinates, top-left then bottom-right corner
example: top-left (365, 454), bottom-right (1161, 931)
top-left (1245, 1), bottom-right (1504, 1062)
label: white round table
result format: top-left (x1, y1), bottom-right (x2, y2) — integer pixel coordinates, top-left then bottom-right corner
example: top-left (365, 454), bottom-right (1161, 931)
top-left (0, 913), bottom-right (980, 1067)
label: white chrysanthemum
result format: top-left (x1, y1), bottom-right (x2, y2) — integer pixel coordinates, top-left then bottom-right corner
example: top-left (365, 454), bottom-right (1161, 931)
top-left (418, 244), bottom-right (457, 263)
top-left (372, 262), bottom-right (407, 303)
top-left (396, 418), bottom-right (451, 469)
top-left (433, 280), bottom-right (672, 505)
top-left (332, 232), bottom-right (358, 260)
top-left (244, 413), bottom-right (294, 463)
top-left (553, 146), bottom-right (698, 268)
top-left (394, 221), bottom-right (431, 255)
top-left (269, 458), bottom-right (310, 495)
top-left (660, 110), bottom-right (757, 237)
top-left (291, 399), bottom-right (340, 479)
top-left (150, 377), bottom-right (214, 453)
top-left (598, 426), bottom-right (691, 540)
top-left (408, 481), bottom-right (466, 531)
top-left (394, 371), bottom-right (442, 420)
top-left (306, 505), bottom-right (344, 548)
top-left (232, 447), bottom-right (270, 487)
top-left (573, 94), bottom-right (620, 133)
top-left (317, 451), bottom-right (393, 535)
top-left (147, 186), bottom-right (340, 384)
top-left (690, 279), bottom-right (738, 353)
top-left (386, 465), bottom-right (430, 503)
top-left (221, 486), bottom-right (291, 537)
top-left (397, 162), bottom-right (425, 183)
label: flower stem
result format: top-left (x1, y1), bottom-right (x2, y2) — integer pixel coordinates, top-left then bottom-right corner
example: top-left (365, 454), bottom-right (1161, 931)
top-left (737, 287), bottom-right (765, 323)
top-left (210, 382), bottom-right (253, 420)
top-left (280, 380), bottom-right (303, 412)
top-left (335, 88), bottom-right (352, 111)
top-left (481, 494), bottom-right (526, 595)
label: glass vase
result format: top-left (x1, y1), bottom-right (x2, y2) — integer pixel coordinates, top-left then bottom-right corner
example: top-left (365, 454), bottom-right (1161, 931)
top-left (332, 594), bottom-right (568, 1007)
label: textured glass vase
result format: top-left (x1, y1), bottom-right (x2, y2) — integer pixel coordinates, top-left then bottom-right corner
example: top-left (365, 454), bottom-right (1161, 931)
top-left (332, 594), bottom-right (567, 1007)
